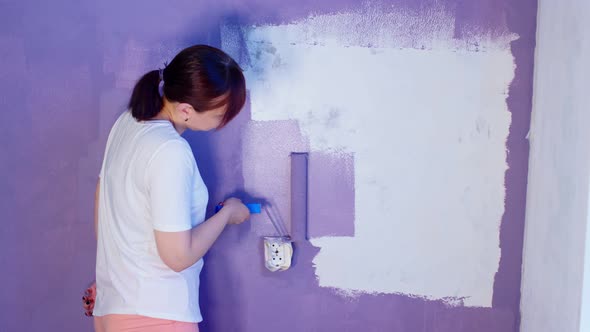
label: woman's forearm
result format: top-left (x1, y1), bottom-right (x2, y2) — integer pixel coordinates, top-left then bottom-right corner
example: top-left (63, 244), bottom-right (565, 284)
top-left (155, 208), bottom-right (231, 272)
top-left (185, 208), bottom-right (231, 265)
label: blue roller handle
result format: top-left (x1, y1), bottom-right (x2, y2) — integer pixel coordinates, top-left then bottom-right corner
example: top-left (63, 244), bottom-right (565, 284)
top-left (247, 203), bottom-right (262, 214)
top-left (215, 203), bottom-right (261, 214)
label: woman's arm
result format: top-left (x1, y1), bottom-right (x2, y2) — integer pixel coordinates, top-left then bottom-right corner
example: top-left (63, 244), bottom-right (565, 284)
top-left (154, 198), bottom-right (249, 272)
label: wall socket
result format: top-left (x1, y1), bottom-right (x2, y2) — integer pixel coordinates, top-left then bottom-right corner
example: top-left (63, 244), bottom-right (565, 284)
top-left (264, 237), bottom-right (293, 272)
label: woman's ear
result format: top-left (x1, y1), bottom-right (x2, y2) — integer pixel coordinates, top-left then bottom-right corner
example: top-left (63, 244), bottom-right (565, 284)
top-left (176, 103), bottom-right (194, 120)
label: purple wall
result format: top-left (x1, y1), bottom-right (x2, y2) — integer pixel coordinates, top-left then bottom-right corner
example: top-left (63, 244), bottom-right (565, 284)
top-left (0, 0), bottom-right (536, 331)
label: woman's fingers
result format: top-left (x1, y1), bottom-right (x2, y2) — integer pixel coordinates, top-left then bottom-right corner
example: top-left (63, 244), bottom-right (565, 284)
top-left (82, 282), bottom-right (97, 317)
top-left (85, 287), bottom-right (95, 297)
top-left (85, 283), bottom-right (96, 296)
top-left (82, 297), bottom-right (95, 311)
top-left (84, 294), bottom-right (95, 301)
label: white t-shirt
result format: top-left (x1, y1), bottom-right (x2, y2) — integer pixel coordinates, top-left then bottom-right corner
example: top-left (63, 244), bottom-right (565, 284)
top-left (93, 111), bottom-right (208, 323)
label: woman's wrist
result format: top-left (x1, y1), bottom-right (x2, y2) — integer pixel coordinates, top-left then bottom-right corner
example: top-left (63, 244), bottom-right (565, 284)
top-left (216, 206), bottom-right (233, 225)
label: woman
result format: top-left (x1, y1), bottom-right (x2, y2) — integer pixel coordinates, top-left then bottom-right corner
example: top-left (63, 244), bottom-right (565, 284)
top-left (82, 45), bottom-right (251, 331)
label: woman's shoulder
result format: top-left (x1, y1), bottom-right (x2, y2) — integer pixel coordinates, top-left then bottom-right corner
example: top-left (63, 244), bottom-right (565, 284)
top-left (133, 118), bottom-right (188, 150)
top-left (146, 138), bottom-right (195, 177)
top-left (116, 111), bottom-right (193, 164)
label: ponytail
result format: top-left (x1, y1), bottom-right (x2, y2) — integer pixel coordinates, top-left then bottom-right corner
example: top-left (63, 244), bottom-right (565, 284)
top-left (128, 70), bottom-right (163, 121)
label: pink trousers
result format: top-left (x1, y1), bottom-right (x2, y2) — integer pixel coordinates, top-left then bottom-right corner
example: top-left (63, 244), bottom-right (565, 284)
top-left (94, 314), bottom-right (199, 332)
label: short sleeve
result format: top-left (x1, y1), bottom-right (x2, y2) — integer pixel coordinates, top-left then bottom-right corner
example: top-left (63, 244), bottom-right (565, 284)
top-left (146, 140), bottom-right (195, 232)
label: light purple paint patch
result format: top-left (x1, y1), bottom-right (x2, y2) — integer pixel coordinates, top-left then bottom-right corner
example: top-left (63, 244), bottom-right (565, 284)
top-left (452, 0), bottom-right (510, 39)
top-left (308, 152), bottom-right (355, 238)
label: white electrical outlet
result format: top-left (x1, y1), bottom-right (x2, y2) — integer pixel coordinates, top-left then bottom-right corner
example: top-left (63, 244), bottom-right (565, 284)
top-left (264, 237), bottom-right (293, 272)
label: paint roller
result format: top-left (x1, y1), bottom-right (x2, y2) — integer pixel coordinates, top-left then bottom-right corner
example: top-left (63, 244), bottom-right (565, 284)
top-left (214, 202), bottom-right (262, 214)
top-left (214, 201), bottom-right (293, 272)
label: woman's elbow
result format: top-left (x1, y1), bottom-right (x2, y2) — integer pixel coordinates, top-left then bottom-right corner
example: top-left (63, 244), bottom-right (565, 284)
top-left (160, 253), bottom-right (188, 272)
top-left (154, 230), bottom-right (191, 272)
top-left (168, 262), bottom-right (186, 273)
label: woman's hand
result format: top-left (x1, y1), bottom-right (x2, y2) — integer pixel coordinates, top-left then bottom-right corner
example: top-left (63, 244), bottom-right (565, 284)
top-left (82, 282), bottom-right (96, 317)
top-left (222, 198), bottom-right (250, 225)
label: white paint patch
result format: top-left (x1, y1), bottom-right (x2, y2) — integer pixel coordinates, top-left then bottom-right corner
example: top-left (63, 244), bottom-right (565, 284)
top-left (229, 6), bottom-right (516, 307)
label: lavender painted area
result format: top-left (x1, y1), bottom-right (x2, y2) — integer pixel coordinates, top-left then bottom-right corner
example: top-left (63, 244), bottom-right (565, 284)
top-left (308, 152), bottom-right (355, 238)
top-left (0, 1), bottom-right (536, 331)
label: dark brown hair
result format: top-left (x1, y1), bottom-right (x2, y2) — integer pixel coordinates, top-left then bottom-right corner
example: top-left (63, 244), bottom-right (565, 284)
top-left (128, 45), bottom-right (246, 128)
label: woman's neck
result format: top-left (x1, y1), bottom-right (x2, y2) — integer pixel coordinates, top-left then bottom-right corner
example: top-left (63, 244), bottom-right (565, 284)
top-left (152, 99), bottom-right (186, 135)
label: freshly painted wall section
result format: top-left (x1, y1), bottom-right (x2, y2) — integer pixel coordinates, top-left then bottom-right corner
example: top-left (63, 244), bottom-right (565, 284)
top-left (231, 7), bottom-right (516, 307)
